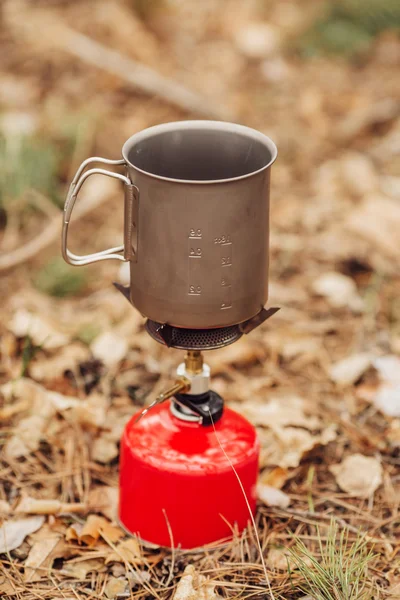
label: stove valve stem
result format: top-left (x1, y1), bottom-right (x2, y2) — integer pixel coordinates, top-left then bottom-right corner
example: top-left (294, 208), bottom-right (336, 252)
top-left (134, 377), bottom-right (190, 423)
top-left (177, 350), bottom-right (210, 395)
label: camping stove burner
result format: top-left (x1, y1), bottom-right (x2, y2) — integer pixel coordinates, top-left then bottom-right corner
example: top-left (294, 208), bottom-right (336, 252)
top-left (145, 320), bottom-right (243, 351)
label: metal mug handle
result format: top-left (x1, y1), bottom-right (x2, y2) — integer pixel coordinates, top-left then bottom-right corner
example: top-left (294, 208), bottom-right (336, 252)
top-left (62, 156), bottom-right (138, 266)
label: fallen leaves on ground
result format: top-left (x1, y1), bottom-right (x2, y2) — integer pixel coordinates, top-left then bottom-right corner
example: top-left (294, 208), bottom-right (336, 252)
top-left (330, 453), bottom-right (383, 498)
top-left (230, 396), bottom-right (321, 430)
top-left (0, 516), bottom-right (45, 553)
top-left (0, 500), bottom-right (11, 516)
top-left (1, 378), bottom-right (79, 458)
top-left (232, 396), bottom-right (336, 468)
top-left (8, 308), bottom-right (69, 349)
top-left (329, 353), bottom-right (372, 386)
top-left (1, 0), bottom-right (399, 597)
top-left (104, 576), bottom-right (128, 599)
top-left (91, 436), bottom-right (119, 464)
top-left (267, 547), bottom-right (291, 571)
top-left (172, 565), bottom-right (222, 600)
top-left (24, 526), bottom-right (66, 582)
top-left (259, 425), bottom-right (337, 469)
top-left (66, 515), bottom-right (124, 546)
top-left (90, 331), bottom-right (128, 368)
top-left (69, 393), bottom-right (108, 429)
top-left (311, 272), bottom-right (364, 312)
top-left (259, 466), bottom-right (291, 489)
top-left (87, 486), bottom-right (118, 522)
top-left (257, 483), bottom-right (291, 508)
top-left (61, 558), bottom-right (105, 580)
top-left (105, 538), bottom-right (143, 565)
top-left (346, 195), bottom-right (400, 261)
top-left (29, 343), bottom-right (90, 381)
top-left (372, 355), bottom-right (400, 417)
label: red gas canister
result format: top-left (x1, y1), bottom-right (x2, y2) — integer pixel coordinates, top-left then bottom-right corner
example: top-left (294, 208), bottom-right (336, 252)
top-left (119, 401), bottom-right (259, 549)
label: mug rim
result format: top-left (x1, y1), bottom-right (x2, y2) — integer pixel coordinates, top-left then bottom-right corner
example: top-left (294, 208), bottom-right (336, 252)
top-left (121, 120), bottom-right (277, 185)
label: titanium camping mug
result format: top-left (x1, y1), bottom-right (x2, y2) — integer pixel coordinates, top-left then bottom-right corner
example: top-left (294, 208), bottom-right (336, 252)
top-left (62, 120), bottom-right (277, 329)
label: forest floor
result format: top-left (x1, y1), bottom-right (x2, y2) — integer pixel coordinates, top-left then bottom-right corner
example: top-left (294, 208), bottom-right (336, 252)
top-left (0, 0), bottom-right (399, 598)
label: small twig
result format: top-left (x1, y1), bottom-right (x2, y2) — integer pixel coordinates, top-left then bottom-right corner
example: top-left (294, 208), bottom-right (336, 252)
top-left (0, 180), bottom-right (114, 271)
top-left (5, 4), bottom-right (230, 120)
top-left (15, 496), bottom-right (86, 515)
top-left (162, 508), bottom-right (176, 588)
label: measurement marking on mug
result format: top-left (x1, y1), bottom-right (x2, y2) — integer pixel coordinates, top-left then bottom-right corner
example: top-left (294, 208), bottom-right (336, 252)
top-left (214, 235), bottom-right (231, 245)
top-left (189, 285), bottom-right (202, 296)
top-left (219, 237), bottom-right (232, 309)
top-left (188, 229), bottom-right (202, 297)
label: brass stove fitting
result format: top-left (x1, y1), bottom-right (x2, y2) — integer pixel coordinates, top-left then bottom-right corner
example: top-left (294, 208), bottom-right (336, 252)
top-left (184, 350), bottom-right (204, 374)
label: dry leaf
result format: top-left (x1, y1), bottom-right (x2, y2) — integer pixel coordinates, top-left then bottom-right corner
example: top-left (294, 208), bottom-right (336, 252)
top-left (267, 547), bottom-right (291, 570)
top-left (1, 378), bottom-right (55, 417)
top-left (386, 577), bottom-right (400, 600)
top-left (1, 378), bottom-right (78, 414)
top-left (329, 353), bottom-right (372, 386)
top-left (9, 308), bottom-right (69, 349)
top-left (70, 394), bottom-right (107, 429)
top-left (1, 379), bottom-right (80, 458)
top-left (234, 23), bottom-right (281, 59)
top-left (387, 421), bottom-right (400, 448)
top-left (92, 437), bottom-right (119, 464)
top-left (4, 415), bottom-right (47, 459)
top-left (0, 500), bottom-right (11, 516)
top-left (280, 336), bottom-right (321, 360)
top-left (381, 175), bottom-right (400, 200)
top-left (91, 331), bottom-right (128, 368)
top-left (105, 576), bottom-right (127, 599)
top-left (230, 396), bottom-right (321, 430)
top-left (105, 538), bottom-right (142, 565)
top-left (373, 384), bottom-right (400, 418)
top-left (0, 399), bottom-right (29, 420)
top-left (128, 570), bottom-right (151, 585)
top-left (30, 343), bottom-right (89, 381)
top-left (46, 391), bottom-right (79, 411)
top-left (330, 454), bottom-right (382, 498)
top-left (102, 412), bottom-right (131, 443)
top-left (339, 152), bottom-right (378, 197)
top-left (88, 486), bottom-right (118, 521)
top-left (371, 356), bottom-right (400, 417)
top-left (257, 484), bottom-right (291, 508)
top-left (65, 523), bottom-right (83, 542)
top-left (4, 435), bottom-right (31, 460)
top-left (68, 515), bottom-right (124, 546)
top-left (259, 425), bottom-right (336, 468)
top-left (0, 516), bottom-right (44, 553)
top-left (172, 564), bottom-right (222, 600)
top-left (24, 529), bottom-right (65, 582)
top-left (259, 467), bottom-right (290, 489)
top-left (207, 337), bottom-right (264, 372)
top-left (61, 558), bottom-right (105, 579)
top-left (347, 195), bottom-right (400, 260)
top-left (312, 272), bottom-right (363, 312)
top-left (0, 573), bottom-right (16, 595)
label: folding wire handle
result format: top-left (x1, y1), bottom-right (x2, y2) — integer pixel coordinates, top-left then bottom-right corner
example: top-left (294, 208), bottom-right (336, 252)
top-left (62, 157), bottom-right (138, 266)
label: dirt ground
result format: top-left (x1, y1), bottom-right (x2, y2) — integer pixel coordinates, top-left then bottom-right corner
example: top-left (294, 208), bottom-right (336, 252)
top-left (0, 0), bottom-right (399, 598)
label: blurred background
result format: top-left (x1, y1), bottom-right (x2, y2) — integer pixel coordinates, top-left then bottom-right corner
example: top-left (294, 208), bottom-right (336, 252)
top-left (0, 1), bottom-right (400, 596)
top-left (0, 0), bottom-right (399, 315)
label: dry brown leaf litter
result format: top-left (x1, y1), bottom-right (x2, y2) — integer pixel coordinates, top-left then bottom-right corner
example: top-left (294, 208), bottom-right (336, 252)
top-left (0, 0), bottom-right (400, 597)
top-left (330, 454), bottom-right (383, 499)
